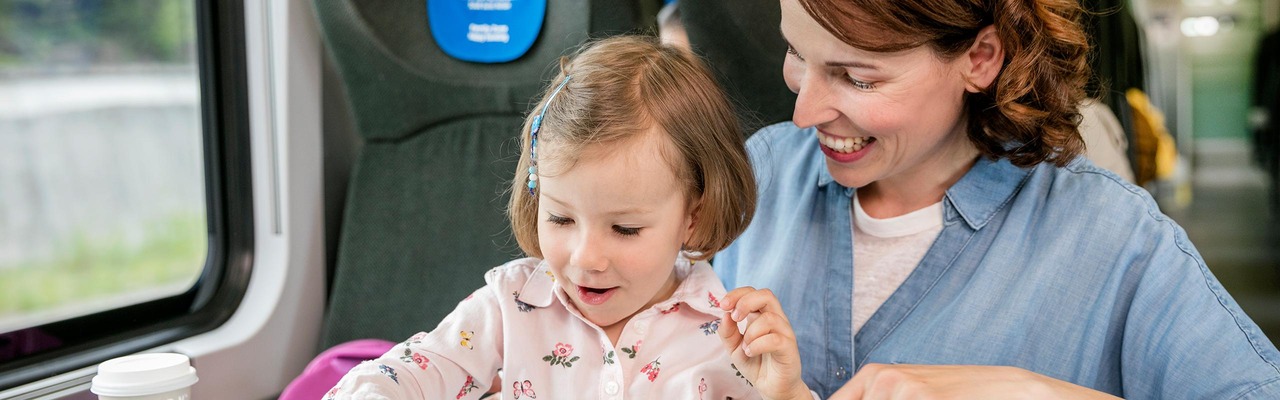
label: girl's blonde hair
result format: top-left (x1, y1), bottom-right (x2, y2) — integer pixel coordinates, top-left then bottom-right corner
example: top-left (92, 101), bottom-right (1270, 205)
top-left (508, 35), bottom-right (755, 261)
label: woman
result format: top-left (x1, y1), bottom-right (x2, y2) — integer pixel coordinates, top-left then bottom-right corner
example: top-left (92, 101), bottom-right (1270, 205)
top-left (714, 0), bottom-right (1280, 398)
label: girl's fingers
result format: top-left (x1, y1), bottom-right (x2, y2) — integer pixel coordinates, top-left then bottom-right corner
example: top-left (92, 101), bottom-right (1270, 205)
top-left (720, 286), bottom-right (757, 311)
top-left (728, 289), bottom-right (788, 323)
top-left (741, 333), bottom-right (797, 361)
top-left (740, 312), bottom-right (794, 350)
top-left (719, 310), bottom-right (744, 352)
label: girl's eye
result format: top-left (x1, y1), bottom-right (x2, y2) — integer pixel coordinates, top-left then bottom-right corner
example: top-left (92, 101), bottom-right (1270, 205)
top-left (612, 225), bottom-right (641, 237)
top-left (846, 74), bottom-right (875, 91)
top-left (547, 214), bottom-right (573, 226)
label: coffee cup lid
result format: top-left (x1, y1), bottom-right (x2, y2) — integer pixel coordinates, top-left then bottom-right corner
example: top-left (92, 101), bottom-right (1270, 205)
top-left (91, 353), bottom-right (199, 397)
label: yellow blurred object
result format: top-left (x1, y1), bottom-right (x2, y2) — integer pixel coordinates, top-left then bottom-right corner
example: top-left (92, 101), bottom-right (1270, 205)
top-left (1126, 88), bottom-right (1178, 186)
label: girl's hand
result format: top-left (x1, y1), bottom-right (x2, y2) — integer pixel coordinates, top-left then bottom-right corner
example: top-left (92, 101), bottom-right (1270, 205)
top-left (828, 364), bottom-right (1123, 400)
top-left (719, 286), bottom-right (812, 400)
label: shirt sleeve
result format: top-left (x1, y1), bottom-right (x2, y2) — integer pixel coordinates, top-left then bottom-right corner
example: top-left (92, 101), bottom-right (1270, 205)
top-left (1121, 228), bottom-right (1280, 399)
top-left (326, 282), bottom-right (505, 400)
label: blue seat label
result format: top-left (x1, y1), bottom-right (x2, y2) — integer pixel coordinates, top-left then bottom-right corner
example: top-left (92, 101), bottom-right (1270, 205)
top-left (427, 0), bottom-right (546, 63)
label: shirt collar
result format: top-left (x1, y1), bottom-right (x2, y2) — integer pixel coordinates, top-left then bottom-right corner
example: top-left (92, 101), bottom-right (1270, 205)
top-left (515, 260), bottom-right (557, 307)
top-left (814, 146), bottom-right (855, 198)
top-left (944, 157), bottom-right (1035, 230)
top-left (817, 159), bottom-right (838, 188)
top-left (805, 134), bottom-right (1034, 231)
top-left (514, 254), bottom-right (728, 318)
top-left (660, 255), bottom-right (730, 317)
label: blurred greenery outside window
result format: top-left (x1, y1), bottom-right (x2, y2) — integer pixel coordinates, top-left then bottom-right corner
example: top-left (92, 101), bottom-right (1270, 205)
top-left (0, 0), bottom-right (207, 332)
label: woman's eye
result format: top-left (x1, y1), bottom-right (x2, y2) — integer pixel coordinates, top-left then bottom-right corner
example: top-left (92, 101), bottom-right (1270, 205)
top-left (786, 45), bottom-right (804, 61)
top-left (612, 225), bottom-right (641, 237)
top-left (547, 215), bottom-right (573, 226)
top-left (846, 75), bottom-right (875, 91)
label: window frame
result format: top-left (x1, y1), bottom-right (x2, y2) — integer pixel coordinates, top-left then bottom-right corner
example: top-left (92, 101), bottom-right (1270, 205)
top-left (0, 0), bottom-right (254, 389)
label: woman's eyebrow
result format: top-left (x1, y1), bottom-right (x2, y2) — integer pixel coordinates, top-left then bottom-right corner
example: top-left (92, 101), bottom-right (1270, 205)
top-left (779, 27), bottom-right (880, 71)
top-left (826, 60), bottom-right (879, 70)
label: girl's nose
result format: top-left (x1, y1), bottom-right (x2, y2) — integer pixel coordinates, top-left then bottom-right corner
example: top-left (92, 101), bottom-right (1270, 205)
top-left (569, 232), bottom-right (609, 272)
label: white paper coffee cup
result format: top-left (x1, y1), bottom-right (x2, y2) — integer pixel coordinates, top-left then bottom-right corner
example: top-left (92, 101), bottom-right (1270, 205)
top-left (91, 353), bottom-right (198, 400)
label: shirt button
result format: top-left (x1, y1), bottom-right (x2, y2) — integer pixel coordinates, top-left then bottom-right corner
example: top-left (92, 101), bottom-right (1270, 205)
top-left (604, 381), bottom-right (620, 395)
top-left (835, 366), bottom-right (847, 379)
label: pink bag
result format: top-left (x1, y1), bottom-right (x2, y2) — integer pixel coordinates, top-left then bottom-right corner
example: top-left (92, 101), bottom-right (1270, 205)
top-left (279, 339), bottom-right (396, 399)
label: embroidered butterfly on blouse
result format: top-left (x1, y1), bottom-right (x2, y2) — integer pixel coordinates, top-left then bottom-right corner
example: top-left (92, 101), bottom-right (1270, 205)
top-left (513, 380), bottom-right (537, 399)
top-left (459, 330), bottom-right (475, 350)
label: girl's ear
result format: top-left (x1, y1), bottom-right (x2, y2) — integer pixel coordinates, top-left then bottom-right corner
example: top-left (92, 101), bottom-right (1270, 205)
top-left (963, 25), bottom-right (1004, 93)
top-left (682, 199), bottom-right (701, 247)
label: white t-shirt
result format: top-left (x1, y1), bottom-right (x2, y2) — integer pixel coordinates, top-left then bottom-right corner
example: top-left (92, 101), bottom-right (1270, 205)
top-left (851, 195), bottom-right (944, 335)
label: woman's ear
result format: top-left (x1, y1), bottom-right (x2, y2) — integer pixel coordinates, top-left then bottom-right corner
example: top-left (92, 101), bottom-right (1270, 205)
top-left (963, 25), bottom-right (1004, 93)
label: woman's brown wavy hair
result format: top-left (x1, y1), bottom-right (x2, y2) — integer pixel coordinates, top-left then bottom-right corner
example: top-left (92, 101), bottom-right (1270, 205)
top-left (798, 0), bottom-right (1090, 167)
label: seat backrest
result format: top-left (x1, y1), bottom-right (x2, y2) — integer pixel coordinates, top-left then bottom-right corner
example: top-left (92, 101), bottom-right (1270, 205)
top-left (681, 0), bottom-right (796, 133)
top-left (314, 0), bottom-right (644, 348)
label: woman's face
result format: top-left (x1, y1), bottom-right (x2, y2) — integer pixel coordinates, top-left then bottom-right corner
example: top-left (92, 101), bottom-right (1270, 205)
top-left (779, 0), bottom-right (976, 190)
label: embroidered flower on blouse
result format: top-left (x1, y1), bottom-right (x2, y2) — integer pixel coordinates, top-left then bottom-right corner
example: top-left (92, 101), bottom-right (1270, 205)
top-left (707, 292), bottom-right (721, 308)
top-left (407, 332), bottom-right (427, 343)
top-left (620, 340), bottom-right (642, 359)
top-left (640, 358), bottom-right (662, 382)
top-left (603, 349), bottom-right (616, 365)
top-left (325, 386), bottom-right (339, 400)
top-left (377, 364), bottom-right (399, 384)
top-left (513, 291), bottom-right (535, 312)
top-left (543, 342), bottom-right (579, 367)
top-left (660, 303), bottom-right (681, 314)
top-left (399, 348), bottom-right (430, 370)
top-left (456, 375), bottom-right (480, 399)
top-left (732, 363), bottom-right (753, 387)
top-left (699, 319), bottom-right (721, 335)
top-left (698, 378), bottom-right (708, 399)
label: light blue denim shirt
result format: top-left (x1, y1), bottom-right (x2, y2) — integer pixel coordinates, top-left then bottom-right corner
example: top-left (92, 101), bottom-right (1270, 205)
top-left (715, 122), bottom-right (1280, 399)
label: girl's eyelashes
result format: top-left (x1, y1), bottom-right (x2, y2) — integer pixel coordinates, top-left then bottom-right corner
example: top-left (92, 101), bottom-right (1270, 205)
top-left (545, 214), bottom-right (640, 236)
top-left (547, 214), bottom-right (573, 226)
top-left (612, 225), bottom-right (641, 237)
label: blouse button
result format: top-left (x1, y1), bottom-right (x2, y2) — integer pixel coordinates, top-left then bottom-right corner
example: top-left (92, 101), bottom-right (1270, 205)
top-left (604, 381), bottom-right (620, 395)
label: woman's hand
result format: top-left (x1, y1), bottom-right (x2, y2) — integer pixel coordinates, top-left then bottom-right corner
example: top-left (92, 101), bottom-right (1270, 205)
top-left (719, 286), bottom-right (813, 400)
top-left (828, 364), bottom-right (1122, 400)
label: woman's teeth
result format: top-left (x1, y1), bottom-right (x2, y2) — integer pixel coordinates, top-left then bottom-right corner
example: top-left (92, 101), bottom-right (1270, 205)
top-left (818, 133), bottom-right (873, 153)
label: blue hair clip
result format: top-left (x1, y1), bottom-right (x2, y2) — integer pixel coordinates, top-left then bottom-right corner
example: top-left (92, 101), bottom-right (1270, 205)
top-left (528, 75), bottom-right (572, 195)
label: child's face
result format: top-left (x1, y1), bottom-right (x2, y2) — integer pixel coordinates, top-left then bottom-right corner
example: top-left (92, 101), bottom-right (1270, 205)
top-left (536, 129), bottom-right (694, 331)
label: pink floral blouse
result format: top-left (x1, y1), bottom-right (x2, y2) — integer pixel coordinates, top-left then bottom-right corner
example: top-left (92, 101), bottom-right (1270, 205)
top-left (326, 256), bottom-right (759, 399)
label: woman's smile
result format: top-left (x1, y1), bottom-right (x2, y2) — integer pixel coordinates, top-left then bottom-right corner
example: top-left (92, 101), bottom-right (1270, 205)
top-left (817, 129), bottom-right (876, 163)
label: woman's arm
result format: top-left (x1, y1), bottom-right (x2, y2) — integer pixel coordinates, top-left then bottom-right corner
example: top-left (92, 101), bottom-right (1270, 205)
top-left (827, 364), bottom-right (1120, 400)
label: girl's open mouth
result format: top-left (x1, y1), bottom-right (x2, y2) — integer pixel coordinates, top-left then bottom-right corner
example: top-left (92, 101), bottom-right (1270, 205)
top-left (576, 285), bottom-right (617, 306)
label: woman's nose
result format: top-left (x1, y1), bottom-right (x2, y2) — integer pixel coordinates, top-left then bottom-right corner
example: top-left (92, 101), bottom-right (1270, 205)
top-left (791, 71), bottom-right (839, 129)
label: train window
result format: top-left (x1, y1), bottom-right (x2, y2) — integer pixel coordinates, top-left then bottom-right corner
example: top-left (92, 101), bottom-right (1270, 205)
top-left (0, 0), bottom-right (205, 338)
top-left (0, 0), bottom-right (252, 388)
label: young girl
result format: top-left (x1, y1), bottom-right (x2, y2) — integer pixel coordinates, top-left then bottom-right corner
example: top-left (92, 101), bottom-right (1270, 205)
top-left (326, 36), bottom-right (809, 400)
